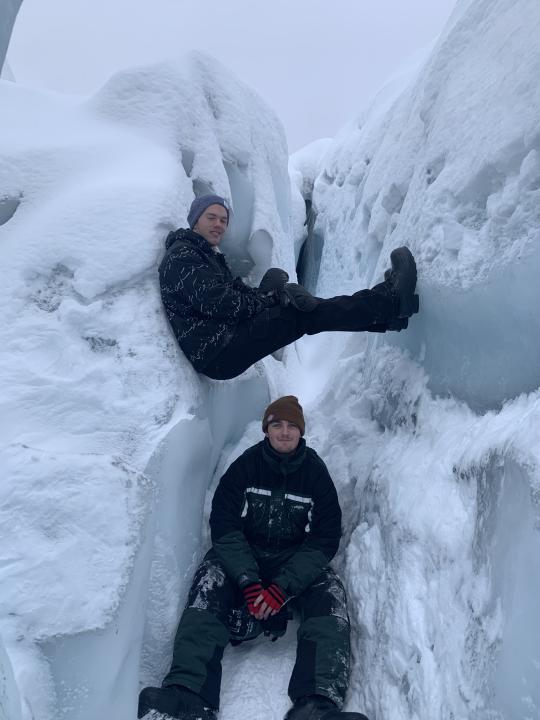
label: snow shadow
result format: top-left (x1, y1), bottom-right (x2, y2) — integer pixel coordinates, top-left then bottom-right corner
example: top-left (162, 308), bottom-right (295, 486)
top-left (296, 199), bottom-right (324, 293)
top-left (0, 634), bottom-right (22, 720)
top-left (479, 459), bottom-right (540, 719)
top-left (0, 194), bottom-right (21, 226)
top-left (139, 373), bottom-right (270, 691)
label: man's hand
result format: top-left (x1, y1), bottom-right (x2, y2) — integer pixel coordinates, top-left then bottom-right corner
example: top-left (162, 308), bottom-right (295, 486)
top-left (242, 582), bottom-right (287, 621)
top-left (253, 583), bottom-right (287, 621)
top-left (242, 582), bottom-right (264, 617)
top-left (259, 268), bottom-right (289, 295)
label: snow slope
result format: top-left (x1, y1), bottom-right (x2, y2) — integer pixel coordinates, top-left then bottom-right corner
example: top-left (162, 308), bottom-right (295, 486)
top-left (287, 0), bottom-right (540, 718)
top-left (0, 52), bottom-right (293, 720)
top-left (2, 1), bottom-right (540, 719)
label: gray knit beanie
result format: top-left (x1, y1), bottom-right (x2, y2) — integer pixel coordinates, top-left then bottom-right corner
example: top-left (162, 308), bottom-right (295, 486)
top-left (187, 194), bottom-right (230, 229)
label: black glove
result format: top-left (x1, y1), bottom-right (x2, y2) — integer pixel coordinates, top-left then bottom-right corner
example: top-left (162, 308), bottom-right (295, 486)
top-left (259, 268), bottom-right (289, 294)
top-left (262, 607), bottom-right (293, 642)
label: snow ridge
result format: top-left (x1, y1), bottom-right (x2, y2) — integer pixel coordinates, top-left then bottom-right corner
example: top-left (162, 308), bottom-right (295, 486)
top-left (0, 52), bottom-right (290, 720)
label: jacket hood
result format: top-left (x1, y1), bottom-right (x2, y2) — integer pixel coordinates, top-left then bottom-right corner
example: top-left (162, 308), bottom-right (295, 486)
top-left (165, 228), bottom-right (211, 253)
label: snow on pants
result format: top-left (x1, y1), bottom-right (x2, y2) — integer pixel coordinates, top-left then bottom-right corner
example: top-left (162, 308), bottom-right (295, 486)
top-left (162, 552), bottom-right (351, 710)
top-left (202, 286), bottom-right (395, 380)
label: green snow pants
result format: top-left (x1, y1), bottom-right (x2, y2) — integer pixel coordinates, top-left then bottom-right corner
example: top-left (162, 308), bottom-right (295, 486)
top-left (162, 551), bottom-right (351, 709)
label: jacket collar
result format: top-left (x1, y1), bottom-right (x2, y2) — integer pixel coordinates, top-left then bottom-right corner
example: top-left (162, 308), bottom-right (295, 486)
top-left (165, 228), bottom-right (214, 255)
top-left (261, 437), bottom-right (307, 476)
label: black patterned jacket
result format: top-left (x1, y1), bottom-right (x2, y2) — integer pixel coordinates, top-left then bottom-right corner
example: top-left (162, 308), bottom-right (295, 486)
top-left (210, 438), bottom-right (342, 596)
top-left (159, 229), bottom-right (276, 370)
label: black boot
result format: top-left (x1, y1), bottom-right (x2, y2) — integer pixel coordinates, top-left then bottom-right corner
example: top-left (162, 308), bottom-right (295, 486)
top-left (385, 246), bottom-right (419, 318)
top-left (280, 283), bottom-right (320, 312)
top-left (284, 695), bottom-right (370, 720)
top-left (138, 685), bottom-right (217, 720)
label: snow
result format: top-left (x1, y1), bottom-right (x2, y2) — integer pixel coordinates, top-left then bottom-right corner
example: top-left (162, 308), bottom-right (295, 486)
top-left (2, 1), bottom-right (540, 719)
top-left (0, 52), bottom-right (290, 720)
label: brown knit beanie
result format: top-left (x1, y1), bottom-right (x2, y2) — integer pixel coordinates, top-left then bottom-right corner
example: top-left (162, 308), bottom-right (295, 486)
top-left (262, 395), bottom-right (305, 436)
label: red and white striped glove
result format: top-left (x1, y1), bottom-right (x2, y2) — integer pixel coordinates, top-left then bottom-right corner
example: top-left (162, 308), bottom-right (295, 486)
top-left (243, 583), bottom-right (286, 621)
top-left (242, 583), bottom-right (265, 617)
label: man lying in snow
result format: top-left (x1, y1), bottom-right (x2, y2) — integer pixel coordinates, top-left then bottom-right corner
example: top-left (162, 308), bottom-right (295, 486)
top-left (159, 195), bottom-right (419, 379)
top-left (138, 396), bottom-right (369, 720)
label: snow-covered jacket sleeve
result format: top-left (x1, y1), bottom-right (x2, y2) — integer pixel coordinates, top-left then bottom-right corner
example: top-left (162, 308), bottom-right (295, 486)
top-left (160, 244), bottom-right (275, 321)
top-left (273, 462), bottom-right (342, 597)
top-left (209, 457), bottom-right (260, 588)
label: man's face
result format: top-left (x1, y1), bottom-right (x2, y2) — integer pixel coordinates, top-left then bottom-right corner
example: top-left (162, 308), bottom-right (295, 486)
top-left (265, 420), bottom-right (301, 454)
top-left (193, 204), bottom-right (229, 246)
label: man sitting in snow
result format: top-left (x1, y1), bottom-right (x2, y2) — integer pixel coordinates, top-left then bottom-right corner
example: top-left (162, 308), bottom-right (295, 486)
top-left (159, 194), bottom-right (419, 379)
top-left (138, 396), bottom-right (369, 720)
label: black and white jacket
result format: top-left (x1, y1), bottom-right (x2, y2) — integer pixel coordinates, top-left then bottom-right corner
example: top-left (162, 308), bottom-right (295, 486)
top-left (159, 229), bottom-right (275, 370)
top-left (209, 438), bottom-right (342, 596)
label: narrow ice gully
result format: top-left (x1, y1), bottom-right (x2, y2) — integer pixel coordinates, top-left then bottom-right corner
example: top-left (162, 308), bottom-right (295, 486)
top-left (1, 0), bottom-right (540, 718)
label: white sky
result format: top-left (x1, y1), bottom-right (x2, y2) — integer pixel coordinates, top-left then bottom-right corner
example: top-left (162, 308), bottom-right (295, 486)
top-left (8, 0), bottom-right (456, 151)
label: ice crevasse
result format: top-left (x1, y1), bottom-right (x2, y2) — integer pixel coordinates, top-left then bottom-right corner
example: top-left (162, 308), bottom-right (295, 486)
top-left (1, 0), bottom-right (540, 719)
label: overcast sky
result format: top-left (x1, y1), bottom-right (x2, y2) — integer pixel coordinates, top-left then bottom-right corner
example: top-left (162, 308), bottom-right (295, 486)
top-left (8, 0), bottom-right (456, 151)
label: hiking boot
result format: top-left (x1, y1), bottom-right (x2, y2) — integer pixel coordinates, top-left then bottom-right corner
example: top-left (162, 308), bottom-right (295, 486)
top-left (387, 316), bottom-right (409, 332)
top-left (280, 283), bottom-right (320, 312)
top-left (138, 685), bottom-right (217, 720)
top-left (285, 695), bottom-right (338, 720)
top-left (385, 246), bottom-right (419, 318)
top-left (284, 695), bottom-right (370, 720)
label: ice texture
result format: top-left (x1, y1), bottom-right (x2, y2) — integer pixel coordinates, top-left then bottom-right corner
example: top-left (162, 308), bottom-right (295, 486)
top-left (286, 0), bottom-right (540, 717)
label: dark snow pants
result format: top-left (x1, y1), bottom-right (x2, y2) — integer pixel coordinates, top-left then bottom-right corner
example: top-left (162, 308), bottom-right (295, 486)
top-left (202, 287), bottom-right (395, 380)
top-left (162, 552), bottom-right (351, 710)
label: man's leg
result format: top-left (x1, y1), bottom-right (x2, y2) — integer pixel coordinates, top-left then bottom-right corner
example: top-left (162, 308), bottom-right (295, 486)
top-left (304, 286), bottom-right (396, 334)
top-left (202, 304), bottom-right (307, 379)
top-left (162, 552), bottom-right (240, 708)
top-left (202, 286), bottom-right (396, 380)
top-left (288, 568), bottom-right (351, 708)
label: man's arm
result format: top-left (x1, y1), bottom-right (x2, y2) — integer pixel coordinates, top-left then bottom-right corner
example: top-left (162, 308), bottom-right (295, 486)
top-left (273, 461), bottom-right (342, 597)
top-left (160, 245), bottom-right (276, 321)
top-left (209, 457), bottom-right (260, 588)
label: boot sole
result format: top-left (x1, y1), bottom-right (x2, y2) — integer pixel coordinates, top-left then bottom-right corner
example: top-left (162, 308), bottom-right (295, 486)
top-left (401, 292), bottom-right (419, 318)
top-left (389, 246), bottom-right (418, 318)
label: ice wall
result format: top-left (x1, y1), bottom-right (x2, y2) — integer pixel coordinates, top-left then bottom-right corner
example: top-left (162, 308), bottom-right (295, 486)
top-left (0, 634), bottom-right (22, 720)
top-left (0, 52), bottom-right (292, 720)
top-left (306, 0), bottom-right (540, 412)
top-left (287, 0), bottom-right (540, 718)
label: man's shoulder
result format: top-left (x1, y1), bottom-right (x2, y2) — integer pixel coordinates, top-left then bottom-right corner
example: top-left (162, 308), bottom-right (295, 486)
top-left (221, 442), bottom-right (262, 482)
top-left (304, 445), bottom-right (325, 464)
top-left (236, 441), bottom-right (264, 464)
top-left (304, 446), bottom-right (331, 475)
top-left (164, 229), bottom-right (210, 256)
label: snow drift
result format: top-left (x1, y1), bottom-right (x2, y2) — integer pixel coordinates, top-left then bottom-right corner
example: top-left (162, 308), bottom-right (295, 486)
top-left (289, 0), bottom-right (540, 718)
top-left (0, 52), bottom-right (293, 720)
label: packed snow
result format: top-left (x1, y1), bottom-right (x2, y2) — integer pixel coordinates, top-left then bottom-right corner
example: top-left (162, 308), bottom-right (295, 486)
top-left (1, 0), bottom-right (540, 719)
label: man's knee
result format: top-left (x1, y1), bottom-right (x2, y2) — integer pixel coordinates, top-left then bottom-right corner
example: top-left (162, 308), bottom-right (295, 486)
top-left (186, 554), bottom-right (237, 619)
top-left (298, 569), bottom-right (349, 622)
